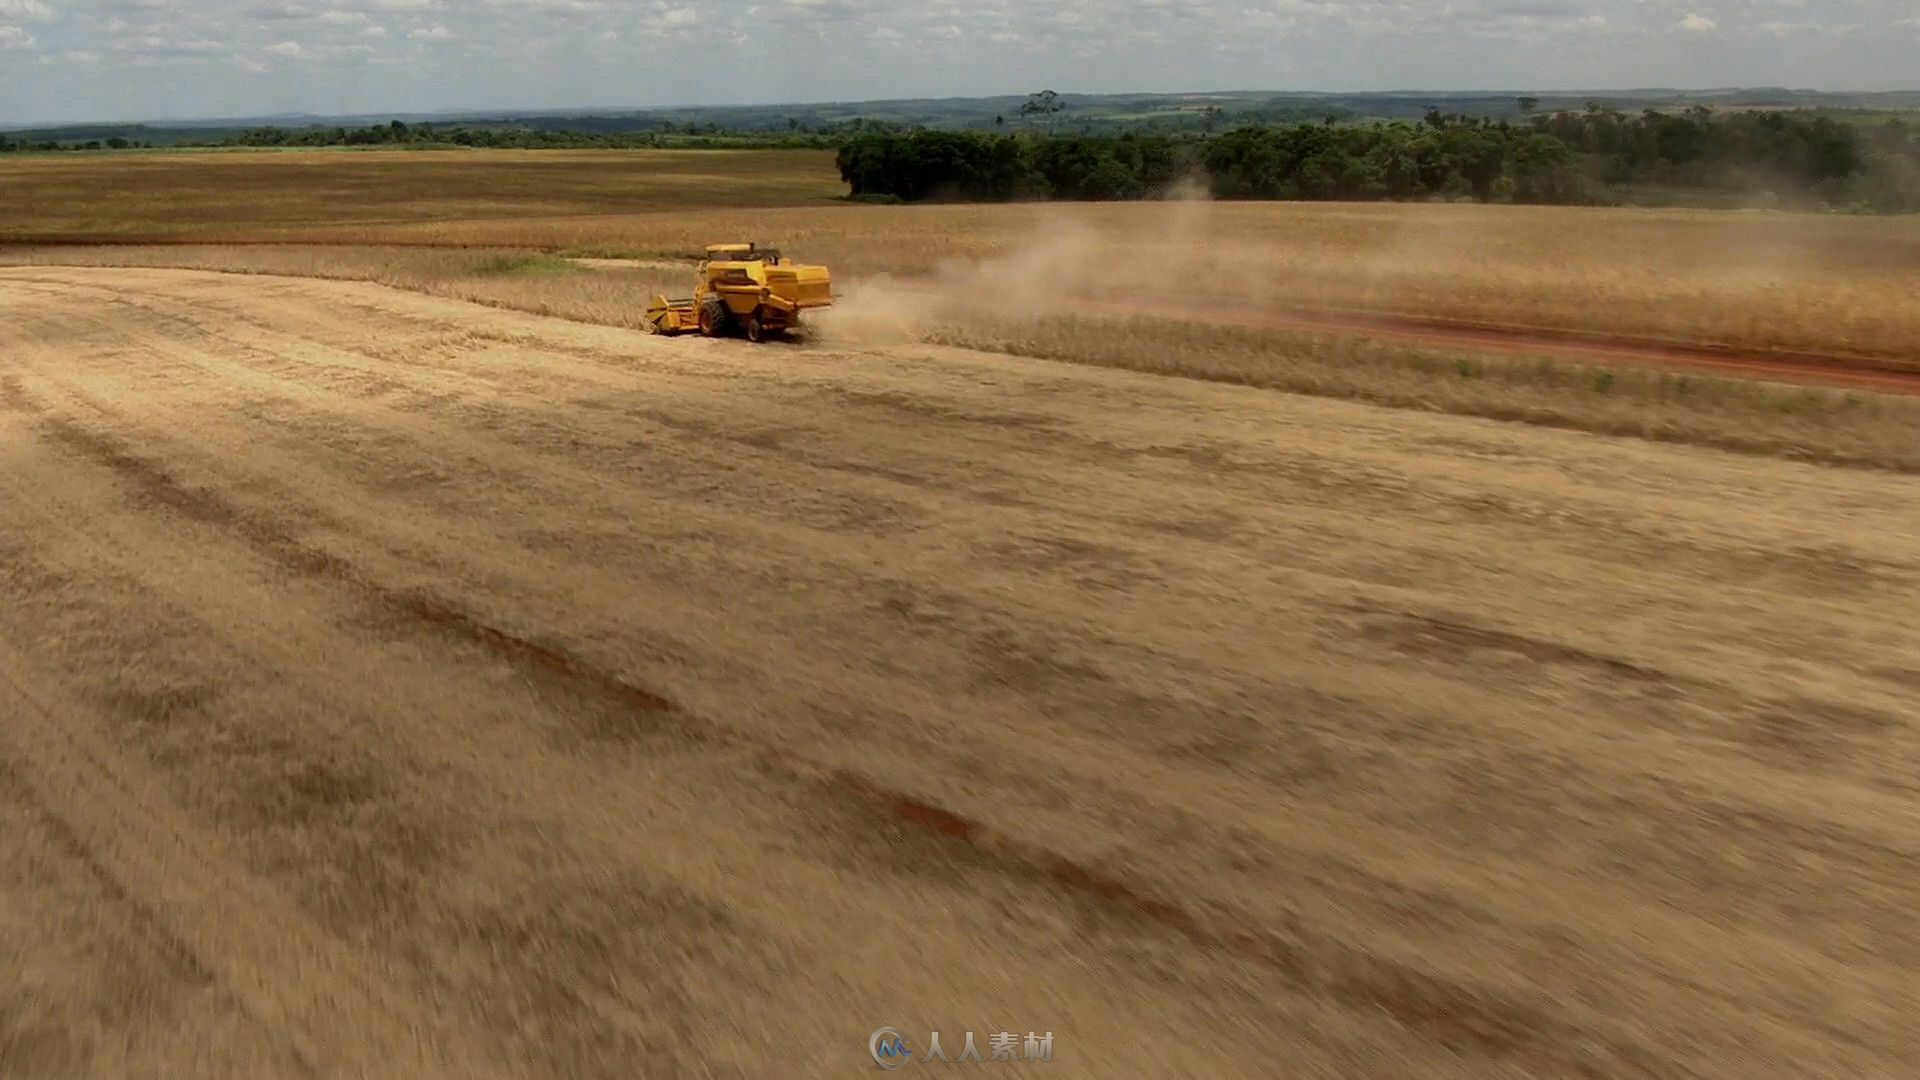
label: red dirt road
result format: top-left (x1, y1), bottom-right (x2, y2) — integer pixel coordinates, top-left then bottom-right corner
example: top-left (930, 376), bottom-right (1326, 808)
top-left (1148, 301), bottom-right (1920, 398)
top-left (852, 275), bottom-right (1920, 397)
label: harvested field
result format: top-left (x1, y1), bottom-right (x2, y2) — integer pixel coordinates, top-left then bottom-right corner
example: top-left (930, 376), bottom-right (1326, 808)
top-left (9, 243), bottom-right (1919, 471)
top-left (2, 266), bottom-right (1918, 1078)
top-left (7, 149), bottom-right (1920, 362)
top-left (0, 148), bottom-right (844, 238)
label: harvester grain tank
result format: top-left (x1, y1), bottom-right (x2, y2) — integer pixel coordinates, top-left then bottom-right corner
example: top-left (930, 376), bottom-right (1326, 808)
top-left (645, 243), bottom-right (833, 342)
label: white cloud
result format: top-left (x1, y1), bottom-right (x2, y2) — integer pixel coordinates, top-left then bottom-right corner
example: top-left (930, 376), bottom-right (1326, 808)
top-left (5, 0), bottom-right (1916, 127)
top-left (243, 2), bottom-right (308, 20)
top-left (489, 0), bottom-right (614, 16)
top-left (62, 47), bottom-right (99, 62)
top-left (0, 0), bottom-right (53, 23)
top-left (113, 33), bottom-right (223, 54)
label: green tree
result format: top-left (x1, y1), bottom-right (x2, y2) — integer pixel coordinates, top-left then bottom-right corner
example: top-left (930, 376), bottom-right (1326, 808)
top-left (1019, 90), bottom-right (1066, 132)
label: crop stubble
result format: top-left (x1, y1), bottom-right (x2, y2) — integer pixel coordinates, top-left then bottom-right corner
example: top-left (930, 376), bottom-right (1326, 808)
top-left (6, 148), bottom-right (1920, 362)
top-left (0, 266), bottom-right (1917, 1077)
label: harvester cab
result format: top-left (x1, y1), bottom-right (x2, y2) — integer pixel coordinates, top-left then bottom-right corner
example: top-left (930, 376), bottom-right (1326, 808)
top-left (645, 243), bottom-right (833, 342)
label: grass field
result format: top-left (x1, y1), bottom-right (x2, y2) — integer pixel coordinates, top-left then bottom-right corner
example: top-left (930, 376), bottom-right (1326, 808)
top-left (4, 147), bottom-right (1920, 1079)
top-left (7, 241), bottom-right (1919, 472)
top-left (6, 148), bottom-right (1920, 364)
top-left (3, 265), bottom-right (1918, 1079)
top-left (0, 147), bottom-right (845, 237)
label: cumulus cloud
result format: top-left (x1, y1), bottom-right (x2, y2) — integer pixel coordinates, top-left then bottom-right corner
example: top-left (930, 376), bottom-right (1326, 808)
top-left (0, 0), bottom-right (54, 22)
top-left (5, 0), bottom-right (1915, 126)
top-left (113, 33), bottom-right (223, 55)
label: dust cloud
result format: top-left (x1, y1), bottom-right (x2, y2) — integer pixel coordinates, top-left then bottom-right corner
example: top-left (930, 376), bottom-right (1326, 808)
top-left (811, 179), bottom-right (1221, 347)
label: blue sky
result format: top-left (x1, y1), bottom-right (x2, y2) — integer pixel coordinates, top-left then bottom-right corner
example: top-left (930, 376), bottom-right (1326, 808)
top-left (2, 1), bottom-right (1917, 125)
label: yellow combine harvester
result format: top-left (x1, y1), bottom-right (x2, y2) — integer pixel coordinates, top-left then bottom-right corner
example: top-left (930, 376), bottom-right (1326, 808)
top-left (645, 243), bottom-right (833, 342)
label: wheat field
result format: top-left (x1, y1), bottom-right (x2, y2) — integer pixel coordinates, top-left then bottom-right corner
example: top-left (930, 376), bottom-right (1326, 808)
top-left (8, 237), bottom-right (1919, 471)
top-left (6, 149), bottom-right (1920, 359)
top-left (3, 265), bottom-right (1918, 1078)
top-left (5, 146), bottom-right (1920, 1079)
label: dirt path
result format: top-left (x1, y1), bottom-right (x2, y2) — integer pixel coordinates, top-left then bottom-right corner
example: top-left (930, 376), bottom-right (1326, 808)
top-left (1105, 298), bottom-right (1920, 395)
top-left (2, 266), bottom-right (1918, 1079)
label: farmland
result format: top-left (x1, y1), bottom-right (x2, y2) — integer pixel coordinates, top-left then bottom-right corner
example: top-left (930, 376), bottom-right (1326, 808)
top-left (8, 148), bottom-right (1920, 361)
top-left (2, 149), bottom-right (1919, 1078)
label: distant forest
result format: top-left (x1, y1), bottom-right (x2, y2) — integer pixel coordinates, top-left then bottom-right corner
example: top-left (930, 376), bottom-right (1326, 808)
top-left (838, 108), bottom-right (1920, 212)
top-left (5, 94), bottom-right (1919, 212)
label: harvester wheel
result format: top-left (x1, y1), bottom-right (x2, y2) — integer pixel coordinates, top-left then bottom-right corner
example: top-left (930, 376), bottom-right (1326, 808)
top-left (698, 297), bottom-right (730, 337)
top-left (744, 309), bottom-right (767, 343)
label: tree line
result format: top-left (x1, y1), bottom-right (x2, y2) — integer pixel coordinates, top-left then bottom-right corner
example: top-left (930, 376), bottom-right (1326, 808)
top-left (8, 105), bottom-right (1916, 211)
top-left (0, 119), bottom-right (835, 153)
top-left (0, 135), bottom-right (152, 151)
top-left (214, 120), bottom-right (837, 150)
top-left (1531, 105), bottom-right (1918, 211)
top-left (837, 124), bottom-right (1587, 205)
top-left (837, 109), bottom-right (1920, 211)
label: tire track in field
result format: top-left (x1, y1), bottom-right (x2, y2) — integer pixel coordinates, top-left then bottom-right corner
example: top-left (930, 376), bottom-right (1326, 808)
top-left (50, 277), bottom-right (1916, 886)
top-left (9, 268), bottom-right (1919, 1078)
top-left (18, 267), bottom-right (1920, 899)
top-left (7, 379), bottom-right (1671, 1078)
top-left (0, 637), bottom-right (511, 1080)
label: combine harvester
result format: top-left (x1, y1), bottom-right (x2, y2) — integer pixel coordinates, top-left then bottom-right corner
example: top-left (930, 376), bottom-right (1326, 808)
top-left (645, 243), bottom-right (833, 343)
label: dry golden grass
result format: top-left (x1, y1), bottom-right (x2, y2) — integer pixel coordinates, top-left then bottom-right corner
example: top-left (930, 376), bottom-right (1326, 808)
top-left (6, 149), bottom-right (1919, 360)
top-left (4, 266), bottom-right (1919, 1078)
top-left (0, 243), bottom-right (682, 330)
top-left (0, 147), bottom-right (843, 238)
top-left (8, 241), bottom-right (1918, 472)
top-left (281, 199), bottom-right (1920, 362)
top-left (921, 315), bottom-right (1920, 472)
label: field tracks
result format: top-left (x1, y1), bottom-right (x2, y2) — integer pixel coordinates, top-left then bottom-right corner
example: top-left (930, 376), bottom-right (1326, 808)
top-left (3, 265), bottom-right (1917, 1077)
top-left (0, 363), bottom-right (1636, 1076)
top-left (0, 641), bottom-right (506, 1079)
